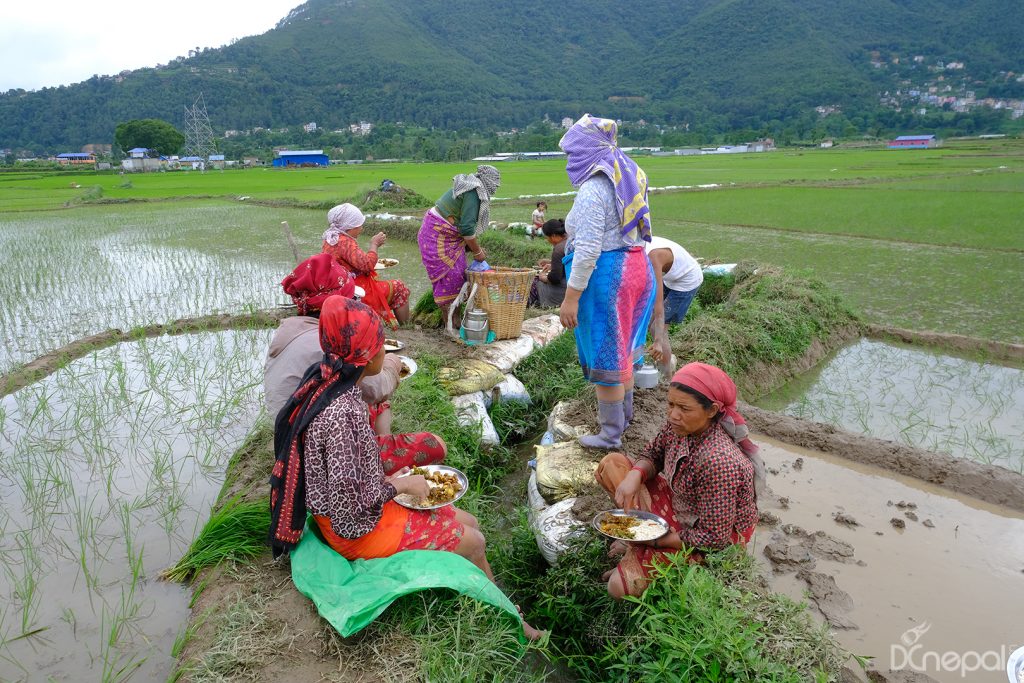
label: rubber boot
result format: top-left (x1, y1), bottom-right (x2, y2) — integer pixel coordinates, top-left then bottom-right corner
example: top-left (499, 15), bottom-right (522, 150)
top-left (580, 400), bottom-right (625, 449)
top-left (623, 390), bottom-right (634, 429)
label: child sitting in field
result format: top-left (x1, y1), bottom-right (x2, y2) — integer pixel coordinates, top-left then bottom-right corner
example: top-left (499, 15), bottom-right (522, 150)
top-left (529, 201), bottom-right (547, 237)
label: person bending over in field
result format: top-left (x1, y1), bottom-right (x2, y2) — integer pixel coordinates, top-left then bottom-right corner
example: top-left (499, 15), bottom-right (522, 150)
top-left (645, 235), bottom-right (703, 364)
top-left (595, 362), bottom-right (765, 599)
top-left (268, 296), bottom-right (542, 640)
top-left (321, 203), bottom-right (410, 328)
top-left (265, 255), bottom-right (421, 457)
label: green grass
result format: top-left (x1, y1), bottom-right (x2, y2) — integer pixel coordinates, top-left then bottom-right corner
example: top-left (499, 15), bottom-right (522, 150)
top-left (162, 496), bottom-right (271, 583)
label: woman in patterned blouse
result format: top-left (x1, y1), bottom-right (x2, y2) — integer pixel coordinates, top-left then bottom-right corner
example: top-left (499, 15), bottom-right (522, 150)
top-left (269, 295), bottom-right (541, 639)
top-left (321, 203), bottom-right (411, 328)
top-left (594, 362), bottom-right (766, 599)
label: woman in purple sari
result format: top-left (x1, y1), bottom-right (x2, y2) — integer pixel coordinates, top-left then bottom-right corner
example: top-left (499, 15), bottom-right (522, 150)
top-left (417, 165), bottom-right (501, 320)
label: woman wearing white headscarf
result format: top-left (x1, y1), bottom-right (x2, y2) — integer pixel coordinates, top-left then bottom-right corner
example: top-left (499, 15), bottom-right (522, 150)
top-left (322, 203), bottom-right (410, 327)
top-left (417, 165), bottom-right (501, 319)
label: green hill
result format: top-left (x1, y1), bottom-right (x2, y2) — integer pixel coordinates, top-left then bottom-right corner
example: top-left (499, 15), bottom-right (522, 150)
top-left (2, 0), bottom-right (1021, 152)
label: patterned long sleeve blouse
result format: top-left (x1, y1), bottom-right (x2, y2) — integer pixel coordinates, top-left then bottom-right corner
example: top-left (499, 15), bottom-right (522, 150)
top-left (303, 386), bottom-right (396, 538)
top-left (634, 421), bottom-right (758, 550)
top-left (564, 175), bottom-right (645, 291)
top-left (322, 233), bottom-right (377, 276)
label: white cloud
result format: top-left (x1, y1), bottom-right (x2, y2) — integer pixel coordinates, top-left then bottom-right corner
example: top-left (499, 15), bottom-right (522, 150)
top-left (0, 0), bottom-right (301, 91)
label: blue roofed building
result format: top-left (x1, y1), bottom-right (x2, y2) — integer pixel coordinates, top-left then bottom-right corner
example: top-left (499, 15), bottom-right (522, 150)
top-left (888, 135), bottom-right (938, 149)
top-left (56, 152), bottom-right (96, 166)
top-left (273, 149), bottom-right (329, 168)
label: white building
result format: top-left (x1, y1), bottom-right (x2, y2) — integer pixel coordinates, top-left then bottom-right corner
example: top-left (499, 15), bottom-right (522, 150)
top-left (303, 122), bottom-right (318, 133)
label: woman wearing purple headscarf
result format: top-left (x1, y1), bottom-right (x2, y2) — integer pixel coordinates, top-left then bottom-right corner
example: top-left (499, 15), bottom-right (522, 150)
top-left (558, 114), bottom-right (656, 449)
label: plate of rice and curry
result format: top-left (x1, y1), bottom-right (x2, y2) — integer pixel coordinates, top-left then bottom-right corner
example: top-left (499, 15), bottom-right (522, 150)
top-left (393, 465), bottom-right (467, 510)
top-left (396, 355), bottom-right (417, 381)
top-left (375, 257), bottom-right (399, 270)
top-left (383, 338), bottom-right (405, 353)
top-left (593, 509), bottom-right (670, 543)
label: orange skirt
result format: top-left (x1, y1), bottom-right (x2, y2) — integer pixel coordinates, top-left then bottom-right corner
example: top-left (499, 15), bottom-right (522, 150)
top-left (314, 500), bottom-right (463, 561)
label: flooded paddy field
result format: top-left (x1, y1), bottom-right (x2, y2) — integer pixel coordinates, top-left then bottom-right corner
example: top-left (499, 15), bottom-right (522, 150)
top-left (0, 329), bottom-right (270, 681)
top-left (757, 338), bottom-right (1024, 473)
top-left (0, 203), bottom-right (426, 374)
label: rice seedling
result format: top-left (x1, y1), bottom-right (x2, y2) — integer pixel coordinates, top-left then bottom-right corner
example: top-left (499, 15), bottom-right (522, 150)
top-left (0, 328), bottom-right (272, 680)
top-left (759, 339), bottom-right (1024, 472)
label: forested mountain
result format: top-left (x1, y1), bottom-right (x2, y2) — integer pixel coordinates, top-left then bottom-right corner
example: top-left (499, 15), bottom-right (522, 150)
top-left (2, 0), bottom-right (1022, 152)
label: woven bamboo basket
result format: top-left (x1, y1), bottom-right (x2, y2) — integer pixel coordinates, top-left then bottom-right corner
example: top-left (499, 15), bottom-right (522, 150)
top-left (466, 267), bottom-right (536, 340)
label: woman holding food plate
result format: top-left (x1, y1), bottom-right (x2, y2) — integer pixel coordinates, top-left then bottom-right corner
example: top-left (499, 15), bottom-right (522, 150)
top-left (594, 362), bottom-right (766, 599)
top-left (268, 296), bottom-right (542, 640)
top-left (321, 203), bottom-right (410, 327)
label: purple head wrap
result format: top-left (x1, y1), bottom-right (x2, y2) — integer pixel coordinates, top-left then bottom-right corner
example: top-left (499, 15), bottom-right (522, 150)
top-left (558, 114), bottom-right (652, 241)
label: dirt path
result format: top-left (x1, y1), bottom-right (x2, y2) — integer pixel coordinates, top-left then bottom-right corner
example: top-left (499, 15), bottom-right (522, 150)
top-left (754, 435), bottom-right (1024, 683)
top-left (0, 308), bottom-right (295, 398)
top-left (866, 324), bottom-right (1024, 365)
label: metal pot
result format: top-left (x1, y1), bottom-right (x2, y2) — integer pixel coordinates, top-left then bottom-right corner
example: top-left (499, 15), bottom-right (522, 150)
top-left (634, 364), bottom-right (660, 390)
top-left (462, 308), bottom-right (490, 343)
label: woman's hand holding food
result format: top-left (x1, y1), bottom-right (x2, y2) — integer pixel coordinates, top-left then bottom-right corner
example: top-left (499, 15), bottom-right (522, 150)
top-left (614, 469), bottom-right (645, 511)
top-left (392, 473), bottom-right (430, 500)
top-left (371, 232), bottom-right (387, 250)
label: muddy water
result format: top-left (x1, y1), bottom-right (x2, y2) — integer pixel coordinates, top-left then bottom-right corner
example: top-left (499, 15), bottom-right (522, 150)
top-left (0, 330), bottom-right (270, 682)
top-left (757, 338), bottom-right (1024, 473)
top-left (753, 435), bottom-right (1024, 682)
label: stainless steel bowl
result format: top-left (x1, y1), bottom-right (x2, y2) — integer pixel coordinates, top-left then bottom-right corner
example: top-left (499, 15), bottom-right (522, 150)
top-left (393, 464), bottom-right (468, 510)
top-left (592, 509), bottom-right (670, 543)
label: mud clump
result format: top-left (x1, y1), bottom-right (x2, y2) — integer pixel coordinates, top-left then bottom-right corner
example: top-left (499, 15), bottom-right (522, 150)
top-left (922, 519), bottom-right (935, 528)
top-left (797, 570), bottom-right (857, 630)
top-left (832, 512), bottom-right (860, 529)
top-left (792, 457), bottom-right (804, 471)
top-left (904, 511), bottom-right (919, 522)
top-left (758, 510), bottom-right (781, 528)
top-left (890, 517), bottom-right (907, 530)
top-left (570, 492), bottom-right (611, 523)
top-left (764, 538), bottom-right (816, 572)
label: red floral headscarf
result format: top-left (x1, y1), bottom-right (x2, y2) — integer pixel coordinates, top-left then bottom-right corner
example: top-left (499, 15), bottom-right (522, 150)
top-left (318, 295), bottom-right (384, 367)
top-left (671, 362), bottom-right (758, 456)
top-left (671, 362), bottom-right (766, 497)
top-left (281, 253), bottom-right (356, 315)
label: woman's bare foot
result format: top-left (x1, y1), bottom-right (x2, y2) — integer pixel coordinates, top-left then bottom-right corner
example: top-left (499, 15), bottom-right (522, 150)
top-left (608, 540), bottom-right (628, 558)
top-left (516, 605), bottom-right (545, 642)
top-left (521, 619), bottom-right (545, 641)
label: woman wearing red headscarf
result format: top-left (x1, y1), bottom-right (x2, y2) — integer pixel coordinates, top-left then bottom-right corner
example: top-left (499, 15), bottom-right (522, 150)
top-left (269, 296), bottom-right (541, 639)
top-left (594, 362), bottom-right (766, 599)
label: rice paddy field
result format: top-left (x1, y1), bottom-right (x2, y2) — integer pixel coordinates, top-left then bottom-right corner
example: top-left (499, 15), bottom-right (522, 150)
top-left (758, 338), bottom-right (1024, 473)
top-left (0, 138), bottom-right (1022, 681)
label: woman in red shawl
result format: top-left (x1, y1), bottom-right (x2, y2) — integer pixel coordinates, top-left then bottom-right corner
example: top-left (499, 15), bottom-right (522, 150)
top-left (321, 203), bottom-right (410, 328)
top-left (594, 362), bottom-right (766, 599)
top-left (269, 296), bottom-right (541, 639)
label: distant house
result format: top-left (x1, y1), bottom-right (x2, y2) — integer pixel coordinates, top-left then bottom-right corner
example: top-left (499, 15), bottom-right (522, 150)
top-left (889, 135), bottom-right (937, 149)
top-left (122, 148), bottom-right (163, 172)
top-left (56, 152), bottom-right (96, 166)
top-left (208, 154), bottom-right (226, 169)
top-left (273, 150), bottom-right (329, 168)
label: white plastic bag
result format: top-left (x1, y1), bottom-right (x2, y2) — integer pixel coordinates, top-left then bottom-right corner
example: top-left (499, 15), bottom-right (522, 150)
top-left (491, 374), bottom-right (531, 406)
top-left (474, 335), bottom-right (534, 372)
top-left (528, 497), bottom-right (585, 565)
top-left (521, 314), bottom-right (564, 348)
top-left (450, 392), bottom-right (500, 448)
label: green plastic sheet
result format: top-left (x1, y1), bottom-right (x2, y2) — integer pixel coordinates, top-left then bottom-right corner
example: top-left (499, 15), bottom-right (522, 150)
top-left (290, 521), bottom-right (522, 638)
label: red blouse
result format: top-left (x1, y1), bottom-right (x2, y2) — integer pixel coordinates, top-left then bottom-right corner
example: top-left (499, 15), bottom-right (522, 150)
top-left (322, 233), bottom-right (377, 276)
top-left (635, 421), bottom-right (758, 550)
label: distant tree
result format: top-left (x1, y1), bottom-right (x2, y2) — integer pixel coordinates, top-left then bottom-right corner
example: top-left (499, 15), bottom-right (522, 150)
top-left (114, 119), bottom-right (186, 156)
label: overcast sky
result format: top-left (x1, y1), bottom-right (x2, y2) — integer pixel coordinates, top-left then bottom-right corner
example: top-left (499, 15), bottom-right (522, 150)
top-left (0, 1), bottom-right (301, 92)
